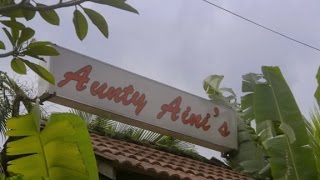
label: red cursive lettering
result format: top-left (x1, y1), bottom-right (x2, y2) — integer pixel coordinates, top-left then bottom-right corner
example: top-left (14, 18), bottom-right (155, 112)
top-left (213, 107), bottom-right (219, 117)
top-left (158, 96), bottom-right (211, 131)
top-left (58, 65), bottom-right (147, 115)
top-left (106, 87), bottom-right (123, 103)
top-left (200, 113), bottom-right (211, 131)
top-left (218, 121), bottom-right (230, 137)
top-left (157, 96), bottom-right (181, 121)
top-left (121, 85), bottom-right (135, 105)
top-left (131, 92), bottom-right (147, 115)
top-left (90, 81), bottom-right (108, 99)
top-left (58, 65), bottom-right (92, 91)
top-left (182, 106), bottom-right (191, 124)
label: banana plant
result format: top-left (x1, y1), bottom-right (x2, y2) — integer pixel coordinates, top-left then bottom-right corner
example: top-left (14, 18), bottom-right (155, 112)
top-left (5, 104), bottom-right (98, 179)
top-left (307, 108), bottom-right (320, 177)
top-left (257, 67), bottom-right (317, 180)
top-left (308, 66), bottom-right (320, 177)
top-left (0, 73), bottom-right (12, 138)
top-left (205, 66), bottom-right (319, 179)
top-left (0, 71), bottom-right (35, 137)
top-left (203, 74), bottom-right (270, 179)
top-left (240, 67), bottom-right (317, 179)
top-left (316, 67), bottom-right (320, 107)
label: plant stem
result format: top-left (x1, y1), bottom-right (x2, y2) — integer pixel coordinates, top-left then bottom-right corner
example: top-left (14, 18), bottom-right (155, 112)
top-left (0, 0), bottom-right (87, 13)
top-left (0, 51), bottom-right (14, 58)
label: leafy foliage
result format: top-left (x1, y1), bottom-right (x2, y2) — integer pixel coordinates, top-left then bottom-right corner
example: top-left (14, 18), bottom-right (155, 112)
top-left (0, 73), bottom-right (12, 138)
top-left (205, 66), bottom-right (319, 180)
top-left (241, 73), bottom-right (262, 124)
top-left (225, 119), bottom-right (270, 179)
top-left (308, 108), bottom-right (320, 177)
top-left (204, 74), bottom-right (270, 179)
top-left (203, 75), bottom-right (237, 107)
top-left (69, 109), bottom-right (227, 166)
top-left (37, 4), bottom-right (60, 25)
top-left (0, 0), bottom-right (138, 84)
top-left (309, 67), bottom-right (320, 177)
top-left (83, 8), bottom-right (109, 38)
top-left (73, 9), bottom-right (88, 41)
top-left (315, 67), bottom-right (320, 107)
top-left (259, 67), bottom-right (317, 180)
top-left (0, 71), bottom-right (36, 137)
top-left (71, 109), bottom-right (196, 152)
top-left (6, 105), bottom-right (98, 179)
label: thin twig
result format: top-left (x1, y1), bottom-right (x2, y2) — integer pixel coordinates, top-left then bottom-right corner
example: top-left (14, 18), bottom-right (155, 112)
top-left (0, 0), bottom-right (87, 13)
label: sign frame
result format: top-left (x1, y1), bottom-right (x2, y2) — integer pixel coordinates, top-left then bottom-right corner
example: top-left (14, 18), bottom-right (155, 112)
top-left (39, 46), bottom-right (238, 152)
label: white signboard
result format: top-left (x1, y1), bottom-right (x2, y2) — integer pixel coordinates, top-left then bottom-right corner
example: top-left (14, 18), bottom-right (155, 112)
top-left (39, 46), bottom-right (237, 152)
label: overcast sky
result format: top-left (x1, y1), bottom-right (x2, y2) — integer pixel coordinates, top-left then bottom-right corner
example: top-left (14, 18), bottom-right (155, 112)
top-left (1, 0), bottom-right (320, 159)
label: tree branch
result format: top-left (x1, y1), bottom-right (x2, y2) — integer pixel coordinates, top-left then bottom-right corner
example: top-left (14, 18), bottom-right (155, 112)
top-left (0, 0), bottom-right (87, 13)
top-left (0, 50), bottom-right (14, 58)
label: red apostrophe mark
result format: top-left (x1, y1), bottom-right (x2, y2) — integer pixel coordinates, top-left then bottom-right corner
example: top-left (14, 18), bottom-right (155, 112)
top-left (218, 121), bottom-right (230, 137)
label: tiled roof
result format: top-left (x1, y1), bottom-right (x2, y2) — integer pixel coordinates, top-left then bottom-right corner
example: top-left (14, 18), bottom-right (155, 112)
top-left (91, 133), bottom-right (251, 180)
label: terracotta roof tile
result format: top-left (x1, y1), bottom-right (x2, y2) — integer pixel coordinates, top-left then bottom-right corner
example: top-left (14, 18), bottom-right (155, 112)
top-left (91, 133), bottom-right (252, 180)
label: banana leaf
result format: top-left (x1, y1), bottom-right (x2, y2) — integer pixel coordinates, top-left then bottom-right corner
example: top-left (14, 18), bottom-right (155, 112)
top-left (5, 105), bottom-right (98, 180)
top-left (307, 108), bottom-right (320, 177)
top-left (226, 117), bottom-right (270, 179)
top-left (254, 83), bottom-right (282, 141)
top-left (260, 66), bottom-right (317, 180)
top-left (241, 73), bottom-right (263, 124)
top-left (204, 74), bottom-right (270, 179)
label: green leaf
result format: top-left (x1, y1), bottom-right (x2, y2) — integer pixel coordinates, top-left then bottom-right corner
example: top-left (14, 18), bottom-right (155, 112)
top-left (83, 8), bottom-right (108, 38)
top-left (254, 83), bottom-right (280, 141)
top-left (6, 106), bottom-right (98, 179)
top-left (279, 122), bottom-right (296, 144)
top-left (25, 45), bottom-right (59, 56)
top-left (202, 75), bottom-right (233, 106)
top-left (2, 27), bottom-right (14, 46)
top-left (260, 66), bottom-right (317, 180)
top-left (315, 66), bottom-right (320, 107)
top-left (93, 0), bottom-right (139, 14)
top-left (241, 95), bottom-right (254, 124)
top-left (25, 41), bottom-right (55, 61)
top-left (0, 20), bottom-right (25, 30)
top-left (73, 9), bottom-right (88, 40)
top-left (0, 1), bottom-right (24, 18)
top-left (263, 135), bottom-right (292, 179)
top-left (2, 9), bottom-right (25, 18)
top-left (259, 164), bottom-right (271, 176)
top-left (11, 58), bottom-right (27, 75)
top-left (0, 41), bottom-right (5, 50)
top-left (227, 117), bottom-right (270, 179)
top-left (242, 73), bottom-right (263, 92)
top-left (28, 41), bottom-right (52, 48)
top-left (6, 18), bottom-right (21, 46)
top-left (309, 108), bottom-right (320, 177)
top-left (17, 27), bottom-right (35, 45)
top-left (239, 160), bottom-right (266, 174)
top-left (22, 6), bottom-right (36, 21)
top-left (203, 75), bottom-right (223, 96)
top-left (23, 60), bottom-right (55, 84)
top-left (37, 3), bottom-right (60, 25)
top-left (241, 73), bottom-right (263, 124)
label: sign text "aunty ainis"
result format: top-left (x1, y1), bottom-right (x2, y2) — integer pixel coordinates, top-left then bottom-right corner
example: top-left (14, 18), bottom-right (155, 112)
top-left (57, 65), bottom-right (230, 137)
